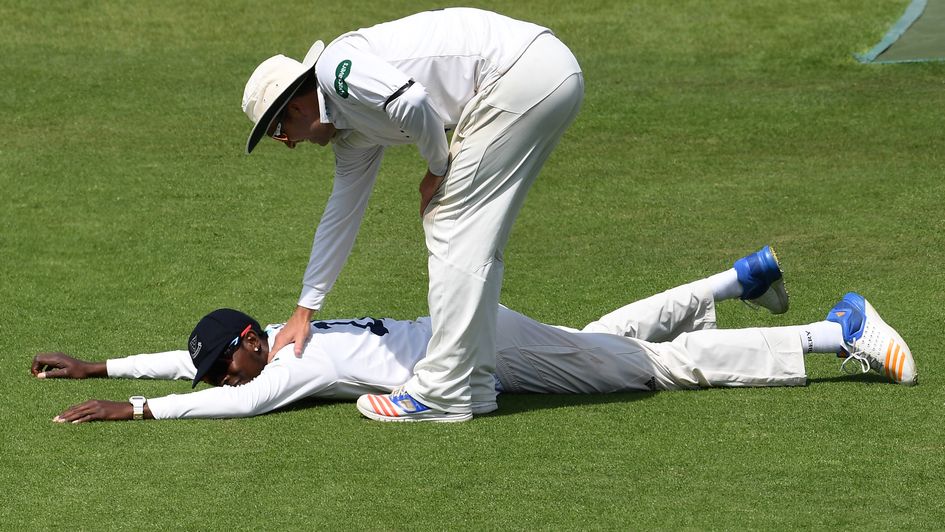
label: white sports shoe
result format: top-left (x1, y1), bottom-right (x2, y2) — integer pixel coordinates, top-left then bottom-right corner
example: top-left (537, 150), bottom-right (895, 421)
top-left (826, 292), bottom-right (917, 386)
top-left (357, 387), bottom-right (472, 422)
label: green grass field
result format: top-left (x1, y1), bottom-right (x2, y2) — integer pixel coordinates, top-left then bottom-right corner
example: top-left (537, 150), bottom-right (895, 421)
top-left (3, 0), bottom-right (944, 528)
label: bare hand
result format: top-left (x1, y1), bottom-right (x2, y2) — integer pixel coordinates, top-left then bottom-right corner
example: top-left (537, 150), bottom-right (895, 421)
top-left (269, 306), bottom-right (315, 361)
top-left (419, 169), bottom-right (444, 217)
top-left (54, 400), bottom-right (136, 424)
top-left (32, 353), bottom-right (106, 379)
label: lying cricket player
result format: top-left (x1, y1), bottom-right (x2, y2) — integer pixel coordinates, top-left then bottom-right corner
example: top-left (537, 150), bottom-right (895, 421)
top-left (33, 246), bottom-right (916, 423)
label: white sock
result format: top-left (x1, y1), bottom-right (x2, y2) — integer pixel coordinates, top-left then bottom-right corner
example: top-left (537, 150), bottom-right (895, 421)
top-left (706, 269), bottom-right (742, 301)
top-left (791, 321), bottom-right (844, 354)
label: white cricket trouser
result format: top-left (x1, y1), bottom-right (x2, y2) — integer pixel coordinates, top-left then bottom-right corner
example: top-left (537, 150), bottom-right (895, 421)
top-left (493, 281), bottom-right (808, 394)
top-left (406, 34), bottom-right (584, 412)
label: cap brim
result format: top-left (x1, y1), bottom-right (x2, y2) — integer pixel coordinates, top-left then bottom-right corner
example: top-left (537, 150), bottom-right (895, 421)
top-left (245, 40), bottom-right (325, 155)
top-left (191, 339), bottom-right (229, 388)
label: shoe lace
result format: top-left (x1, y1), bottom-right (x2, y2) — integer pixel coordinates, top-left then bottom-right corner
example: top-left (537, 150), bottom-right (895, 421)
top-left (389, 385), bottom-right (407, 400)
top-left (839, 342), bottom-right (871, 375)
top-left (388, 385), bottom-right (426, 412)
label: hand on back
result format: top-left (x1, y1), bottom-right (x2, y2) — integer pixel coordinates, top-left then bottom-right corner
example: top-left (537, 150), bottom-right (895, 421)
top-left (269, 305), bottom-right (316, 361)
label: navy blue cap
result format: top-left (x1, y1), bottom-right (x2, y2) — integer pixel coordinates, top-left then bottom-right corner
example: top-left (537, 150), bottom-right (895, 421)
top-left (188, 309), bottom-right (261, 388)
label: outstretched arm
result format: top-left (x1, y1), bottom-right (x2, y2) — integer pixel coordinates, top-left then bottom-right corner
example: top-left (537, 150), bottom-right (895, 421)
top-left (54, 400), bottom-right (154, 423)
top-left (50, 354), bottom-right (336, 423)
top-left (32, 351), bottom-right (196, 381)
top-left (32, 353), bottom-right (107, 379)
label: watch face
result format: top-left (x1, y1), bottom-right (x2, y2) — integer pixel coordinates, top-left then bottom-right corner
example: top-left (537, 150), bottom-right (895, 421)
top-left (130, 396), bottom-right (145, 420)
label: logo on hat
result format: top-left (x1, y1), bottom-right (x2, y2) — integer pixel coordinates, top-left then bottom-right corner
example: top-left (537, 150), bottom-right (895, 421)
top-left (189, 335), bottom-right (202, 360)
top-left (334, 60), bottom-right (352, 98)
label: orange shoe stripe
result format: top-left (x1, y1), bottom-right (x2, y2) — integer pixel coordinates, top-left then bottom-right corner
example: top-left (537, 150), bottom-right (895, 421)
top-left (896, 345), bottom-right (906, 382)
top-left (889, 344), bottom-right (906, 382)
top-left (884, 340), bottom-right (894, 378)
top-left (369, 394), bottom-right (395, 417)
top-left (367, 394), bottom-right (382, 415)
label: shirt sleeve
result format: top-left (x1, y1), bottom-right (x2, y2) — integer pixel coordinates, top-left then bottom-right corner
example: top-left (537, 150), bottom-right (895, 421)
top-left (105, 350), bottom-right (195, 380)
top-left (319, 42), bottom-right (449, 175)
top-left (385, 82), bottom-right (450, 176)
top-left (298, 143), bottom-right (385, 310)
top-left (145, 352), bottom-right (333, 419)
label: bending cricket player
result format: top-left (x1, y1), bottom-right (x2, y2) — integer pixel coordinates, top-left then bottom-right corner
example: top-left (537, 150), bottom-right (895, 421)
top-left (34, 247), bottom-right (917, 423)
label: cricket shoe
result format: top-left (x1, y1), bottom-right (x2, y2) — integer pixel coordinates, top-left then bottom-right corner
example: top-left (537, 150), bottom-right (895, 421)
top-left (357, 387), bottom-right (472, 422)
top-left (733, 245), bottom-right (789, 314)
top-left (826, 292), bottom-right (917, 386)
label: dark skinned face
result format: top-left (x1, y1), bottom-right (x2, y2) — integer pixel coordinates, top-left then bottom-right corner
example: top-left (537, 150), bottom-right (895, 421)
top-left (202, 330), bottom-right (270, 387)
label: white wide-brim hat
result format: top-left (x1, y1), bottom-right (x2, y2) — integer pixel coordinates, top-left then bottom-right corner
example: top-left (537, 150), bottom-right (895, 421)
top-left (242, 40), bottom-right (325, 154)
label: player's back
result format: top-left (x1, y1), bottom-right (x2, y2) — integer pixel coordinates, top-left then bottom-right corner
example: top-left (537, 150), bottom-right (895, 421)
top-left (328, 8), bottom-right (550, 124)
top-left (270, 317), bottom-right (433, 398)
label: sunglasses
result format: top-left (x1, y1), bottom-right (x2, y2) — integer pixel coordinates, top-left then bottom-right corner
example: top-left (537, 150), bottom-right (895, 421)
top-left (271, 118), bottom-right (288, 142)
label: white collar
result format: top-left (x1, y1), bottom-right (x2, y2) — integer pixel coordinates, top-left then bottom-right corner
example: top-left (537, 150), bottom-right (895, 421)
top-left (316, 86), bottom-right (331, 124)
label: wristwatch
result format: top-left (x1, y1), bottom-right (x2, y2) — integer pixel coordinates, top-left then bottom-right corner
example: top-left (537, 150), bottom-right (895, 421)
top-left (129, 396), bottom-right (147, 420)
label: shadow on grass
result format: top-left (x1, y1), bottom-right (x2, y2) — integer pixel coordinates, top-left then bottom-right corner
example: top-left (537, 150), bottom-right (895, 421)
top-left (807, 372), bottom-right (892, 385)
top-left (482, 370), bottom-right (899, 417)
top-left (478, 390), bottom-right (658, 417)
top-left (258, 372), bottom-right (891, 420)
top-left (270, 397), bottom-right (348, 414)
top-left (266, 391), bottom-right (659, 419)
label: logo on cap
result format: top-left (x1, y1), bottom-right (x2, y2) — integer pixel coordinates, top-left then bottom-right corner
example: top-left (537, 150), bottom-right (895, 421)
top-left (189, 335), bottom-right (202, 360)
top-left (334, 60), bottom-right (352, 98)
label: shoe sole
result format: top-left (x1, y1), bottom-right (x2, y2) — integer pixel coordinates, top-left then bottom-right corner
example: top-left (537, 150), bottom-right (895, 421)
top-left (356, 397), bottom-right (473, 423)
top-left (358, 408), bottom-right (473, 422)
top-left (750, 277), bottom-right (789, 314)
top-left (747, 247), bottom-right (789, 314)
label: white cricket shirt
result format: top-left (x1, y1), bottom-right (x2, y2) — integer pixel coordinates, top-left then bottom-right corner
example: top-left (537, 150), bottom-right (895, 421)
top-left (299, 8), bottom-right (551, 310)
top-left (108, 318), bottom-right (432, 419)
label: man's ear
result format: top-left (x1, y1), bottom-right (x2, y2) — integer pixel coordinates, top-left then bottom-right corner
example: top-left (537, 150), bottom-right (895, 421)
top-left (286, 95), bottom-right (308, 117)
top-left (244, 330), bottom-right (266, 356)
top-left (286, 90), bottom-right (317, 117)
